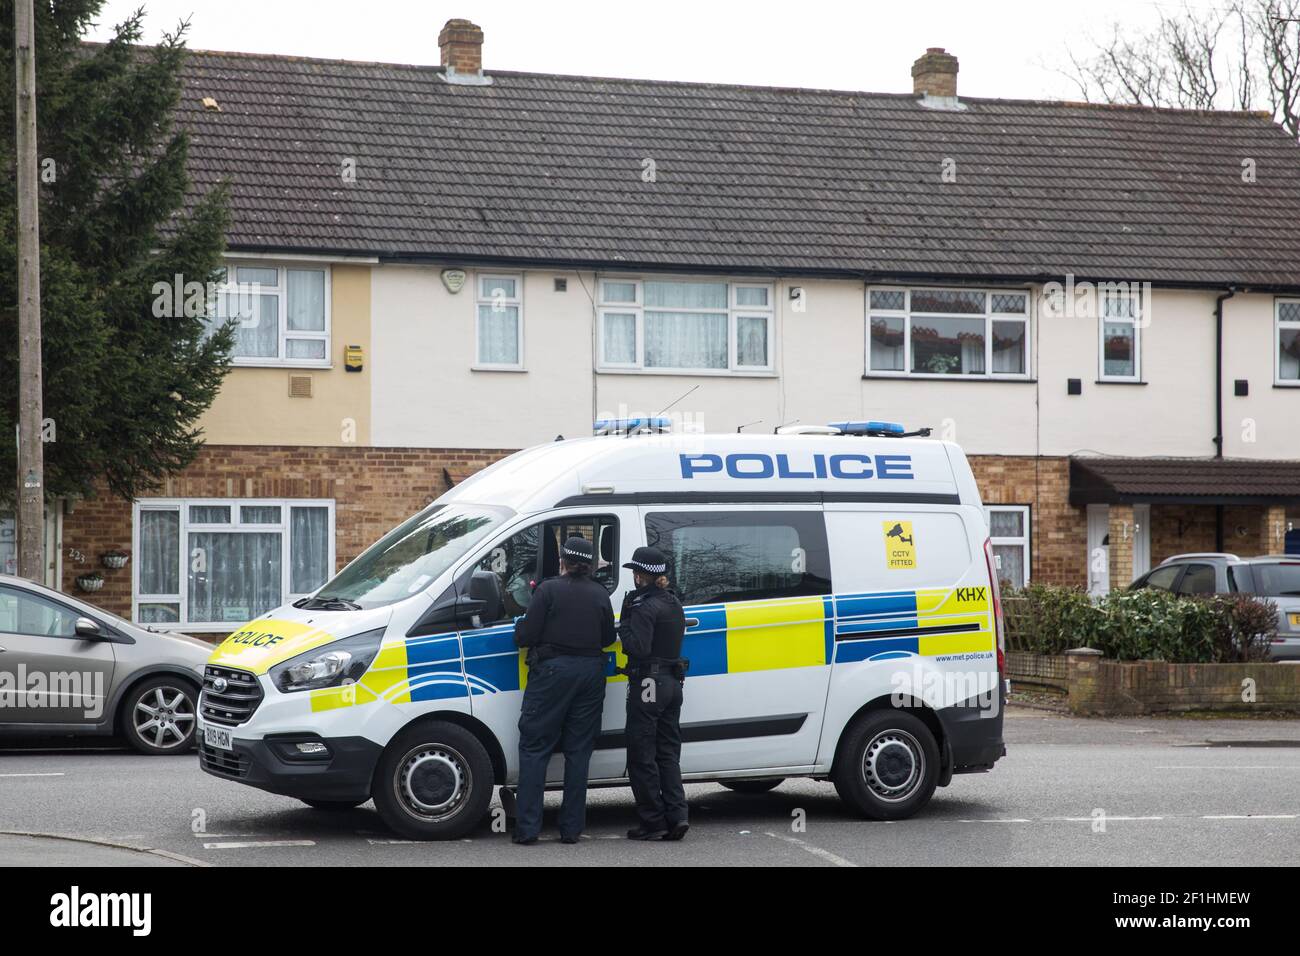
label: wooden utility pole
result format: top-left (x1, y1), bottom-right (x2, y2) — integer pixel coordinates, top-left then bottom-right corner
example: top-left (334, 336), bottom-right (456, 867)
top-left (14, 0), bottom-right (44, 583)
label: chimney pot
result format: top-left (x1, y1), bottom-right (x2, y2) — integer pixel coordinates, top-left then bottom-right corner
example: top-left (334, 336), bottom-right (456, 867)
top-left (439, 18), bottom-right (484, 76)
top-left (912, 47), bottom-right (959, 98)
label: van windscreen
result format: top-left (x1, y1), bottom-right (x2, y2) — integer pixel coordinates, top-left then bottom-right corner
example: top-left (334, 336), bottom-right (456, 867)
top-left (314, 504), bottom-right (508, 608)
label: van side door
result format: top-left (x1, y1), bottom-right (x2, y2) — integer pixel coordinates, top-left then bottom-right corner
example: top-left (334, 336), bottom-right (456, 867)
top-left (819, 505), bottom-right (994, 766)
top-left (639, 505), bottom-right (833, 773)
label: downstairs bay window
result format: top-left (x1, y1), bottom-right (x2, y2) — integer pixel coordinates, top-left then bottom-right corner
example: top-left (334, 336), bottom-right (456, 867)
top-left (133, 499), bottom-right (334, 630)
top-left (867, 287), bottom-right (1029, 378)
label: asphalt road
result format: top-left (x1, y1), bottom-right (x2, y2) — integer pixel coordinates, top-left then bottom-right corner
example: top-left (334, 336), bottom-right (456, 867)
top-left (2, 706), bottom-right (1298, 867)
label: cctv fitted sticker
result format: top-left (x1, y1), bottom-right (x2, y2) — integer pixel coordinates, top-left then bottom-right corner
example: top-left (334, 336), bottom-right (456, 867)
top-left (883, 520), bottom-right (916, 570)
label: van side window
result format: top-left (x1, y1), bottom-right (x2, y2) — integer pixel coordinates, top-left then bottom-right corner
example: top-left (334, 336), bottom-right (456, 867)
top-left (475, 523), bottom-right (542, 621)
top-left (540, 515), bottom-right (619, 593)
top-left (473, 514), bottom-right (619, 623)
top-left (644, 510), bottom-right (831, 606)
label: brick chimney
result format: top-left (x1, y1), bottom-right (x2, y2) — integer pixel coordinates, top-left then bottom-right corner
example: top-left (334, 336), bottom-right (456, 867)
top-left (912, 47), bottom-right (959, 98)
top-left (439, 18), bottom-right (484, 76)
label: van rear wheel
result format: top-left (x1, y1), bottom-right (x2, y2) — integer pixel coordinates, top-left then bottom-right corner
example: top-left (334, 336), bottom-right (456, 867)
top-left (720, 778), bottom-right (784, 794)
top-left (833, 711), bottom-right (939, 820)
top-left (372, 721), bottom-right (494, 840)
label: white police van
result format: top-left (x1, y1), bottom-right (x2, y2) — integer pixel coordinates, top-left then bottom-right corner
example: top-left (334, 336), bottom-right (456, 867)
top-left (197, 420), bottom-right (1006, 839)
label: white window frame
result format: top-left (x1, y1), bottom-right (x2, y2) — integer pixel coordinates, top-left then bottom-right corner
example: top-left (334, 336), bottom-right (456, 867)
top-left (215, 262), bottom-right (332, 369)
top-left (596, 276), bottom-right (775, 375)
top-left (1098, 288), bottom-right (1143, 383)
top-left (131, 498), bottom-right (336, 632)
top-left (865, 286), bottom-right (1031, 380)
top-left (985, 504), bottom-right (1031, 588)
top-left (474, 273), bottom-right (525, 370)
top-left (1275, 297), bottom-right (1300, 386)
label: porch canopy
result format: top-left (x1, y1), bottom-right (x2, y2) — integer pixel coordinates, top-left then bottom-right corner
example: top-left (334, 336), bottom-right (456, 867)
top-left (1069, 457), bottom-right (1300, 507)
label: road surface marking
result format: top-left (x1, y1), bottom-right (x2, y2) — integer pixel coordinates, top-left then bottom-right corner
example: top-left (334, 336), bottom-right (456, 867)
top-left (1050, 816), bottom-right (1163, 822)
top-left (764, 832), bottom-right (857, 867)
top-left (202, 840), bottom-right (316, 849)
top-left (1202, 814), bottom-right (1297, 820)
top-left (1155, 765), bottom-right (1296, 770)
top-left (0, 772), bottom-right (65, 778)
top-left (957, 818), bottom-right (1031, 823)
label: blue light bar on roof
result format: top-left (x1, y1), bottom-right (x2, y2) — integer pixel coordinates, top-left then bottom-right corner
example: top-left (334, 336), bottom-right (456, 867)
top-left (593, 416), bottom-right (672, 435)
top-left (829, 420), bottom-right (906, 436)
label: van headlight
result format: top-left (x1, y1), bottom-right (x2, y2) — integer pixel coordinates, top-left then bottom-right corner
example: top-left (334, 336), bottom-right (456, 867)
top-left (270, 628), bottom-right (386, 693)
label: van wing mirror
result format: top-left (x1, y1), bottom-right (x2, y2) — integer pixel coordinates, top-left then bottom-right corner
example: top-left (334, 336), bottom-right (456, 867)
top-left (467, 570), bottom-right (503, 625)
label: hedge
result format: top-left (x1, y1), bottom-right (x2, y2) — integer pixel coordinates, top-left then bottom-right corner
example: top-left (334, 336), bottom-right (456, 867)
top-left (1003, 584), bottom-right (1278, 663)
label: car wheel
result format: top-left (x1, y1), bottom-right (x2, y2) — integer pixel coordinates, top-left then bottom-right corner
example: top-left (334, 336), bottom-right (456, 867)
top-left (122, 676), bottom-right (198, 755)
top-left (371, 721), bottom-right (495, 840)
top-left (301, 798), bottom-right (368, 811)
top-left (833, 710), bottom-right (939, 820)
top-left (720, 778), bottom-right (785, 794)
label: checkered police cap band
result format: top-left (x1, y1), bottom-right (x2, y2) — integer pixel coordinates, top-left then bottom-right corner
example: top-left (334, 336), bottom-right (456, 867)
top-left (629, 560), bottom-right (667, 573)
top-left (564, 544), bottom-right (593, 560)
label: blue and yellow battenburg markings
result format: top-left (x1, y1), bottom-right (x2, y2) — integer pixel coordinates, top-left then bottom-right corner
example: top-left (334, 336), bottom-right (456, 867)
top-left (307, 586), bottom-right (993, 711)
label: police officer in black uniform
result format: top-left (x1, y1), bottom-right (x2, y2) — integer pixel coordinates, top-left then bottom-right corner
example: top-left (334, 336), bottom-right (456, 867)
top-left (510, 536), bottom-right (615, 845)
top-left (619, 546), bottom-right (689, 841)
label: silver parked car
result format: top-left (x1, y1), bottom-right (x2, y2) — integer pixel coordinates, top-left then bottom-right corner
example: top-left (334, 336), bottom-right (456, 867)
top-left (1129, 553), bottom-right (1300, 661)
top-left (0, 574), bottom-right (210, 753)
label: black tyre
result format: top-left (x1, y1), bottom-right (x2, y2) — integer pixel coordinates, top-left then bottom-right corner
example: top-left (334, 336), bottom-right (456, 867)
top-left (720, 778), bottom-right (784, 794)
top-left (371, 721), bottom-right (495, 840)
top-left (301, 798), bottom-right (367, 811)
top-left (832, 710), bottom-right (939, 820)
top-left (121, 676), bottom-right (198, 755)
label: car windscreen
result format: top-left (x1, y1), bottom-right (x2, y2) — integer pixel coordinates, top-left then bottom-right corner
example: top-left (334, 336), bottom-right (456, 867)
top-left (1251, 562), bottom-right (1300, 597)
top-left (313, 503), bottom-right (509, 609)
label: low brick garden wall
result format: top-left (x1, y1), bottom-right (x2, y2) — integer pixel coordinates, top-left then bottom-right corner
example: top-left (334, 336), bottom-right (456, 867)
top-left (1008, 649), bottom-right (1300, 716)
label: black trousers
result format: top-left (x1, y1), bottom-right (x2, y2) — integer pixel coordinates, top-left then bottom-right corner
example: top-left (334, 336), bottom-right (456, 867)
top-left (516, 655), bottom-right (606, 840)
top-left (625, 672), bottom-right (687, 830)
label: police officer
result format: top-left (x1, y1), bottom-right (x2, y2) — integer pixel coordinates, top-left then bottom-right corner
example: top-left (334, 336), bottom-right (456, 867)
top-left (619, 546), bottom-right (689, 841)
top-left (509, 536), bottom-right (615, 845)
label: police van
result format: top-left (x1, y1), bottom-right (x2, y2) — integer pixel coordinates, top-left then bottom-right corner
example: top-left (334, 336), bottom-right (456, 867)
top-left (197, 420), bottom-right (1006, 839)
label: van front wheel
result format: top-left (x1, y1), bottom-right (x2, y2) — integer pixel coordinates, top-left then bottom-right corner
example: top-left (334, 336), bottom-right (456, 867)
top-left (372, 721), bottom-right (495, 840)
top-left (833, 711), bottom-right (939, 820)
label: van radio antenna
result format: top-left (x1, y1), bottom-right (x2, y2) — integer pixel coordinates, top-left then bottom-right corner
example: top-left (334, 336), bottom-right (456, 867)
top-left (656, 384), bottom-right (700, 417)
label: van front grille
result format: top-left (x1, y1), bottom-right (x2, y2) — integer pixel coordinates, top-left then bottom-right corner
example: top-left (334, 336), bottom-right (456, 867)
top-left (200, 665), bottom-right (264, 726)
top-left (199, 742), bottom-right (251, 778)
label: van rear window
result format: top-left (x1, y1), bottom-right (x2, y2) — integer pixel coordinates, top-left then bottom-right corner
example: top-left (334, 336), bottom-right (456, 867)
top-left (644, 510), bottom-right (831, 607)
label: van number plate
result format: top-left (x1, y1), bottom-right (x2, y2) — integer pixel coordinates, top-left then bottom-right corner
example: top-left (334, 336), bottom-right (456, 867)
top-left (203, 725), bottom-right (233, 751)
top-left (1290, 613), bottom-right (1300, 628)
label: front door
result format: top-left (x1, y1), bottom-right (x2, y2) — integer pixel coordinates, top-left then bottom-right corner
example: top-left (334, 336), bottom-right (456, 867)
top-left (0, 584), bottom-right (116, 727)
top-left (1087, 504), bottom-right (1110, 596)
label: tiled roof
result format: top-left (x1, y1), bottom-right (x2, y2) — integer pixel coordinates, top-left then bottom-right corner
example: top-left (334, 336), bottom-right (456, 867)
top-left (1070, 457), bottom-right (1300, 504)
top-left (177, 50), bottom-right (1300, 285)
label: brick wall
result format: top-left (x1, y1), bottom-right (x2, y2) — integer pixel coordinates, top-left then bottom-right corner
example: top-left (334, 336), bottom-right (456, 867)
top-left (59, 444), bottom-right (514, 619)
top-left (968, 455), bottom-right (1088, 588)
top-left (1066, 650), bottom-right (1300, 715)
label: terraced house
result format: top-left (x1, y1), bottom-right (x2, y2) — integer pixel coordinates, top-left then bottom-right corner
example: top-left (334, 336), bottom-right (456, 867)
top-left (27, 18), bottom-right (1300, 632)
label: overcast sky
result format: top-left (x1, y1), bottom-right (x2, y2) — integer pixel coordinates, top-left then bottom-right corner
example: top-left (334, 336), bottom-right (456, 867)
top-left (83, 0), bottom-right (1229, 100)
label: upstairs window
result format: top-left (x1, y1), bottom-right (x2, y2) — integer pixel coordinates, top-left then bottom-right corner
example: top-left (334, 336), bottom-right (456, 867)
top-left (476, 274), bottom-right (524, 369)
top-left (867, 287), bottom-right (1029, 378)
top-left (1277, 299), bottom-right (1300, 385)
top-left (209, 264), bottom-right (330, 367)
top-left (1099, 289), bottom-right (1142, 381)
top-left (598, 278), bottom-right (774, 373)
